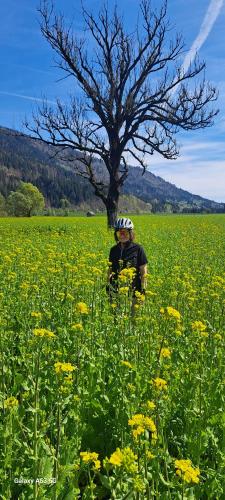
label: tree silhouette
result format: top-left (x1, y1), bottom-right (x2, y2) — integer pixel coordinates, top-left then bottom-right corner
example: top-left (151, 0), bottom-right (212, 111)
top-left (26, 0), bottom-right (218, 226)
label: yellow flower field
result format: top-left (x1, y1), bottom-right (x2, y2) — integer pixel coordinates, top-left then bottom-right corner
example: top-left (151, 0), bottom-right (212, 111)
top-left (0, 215), bottom-right (225, 499)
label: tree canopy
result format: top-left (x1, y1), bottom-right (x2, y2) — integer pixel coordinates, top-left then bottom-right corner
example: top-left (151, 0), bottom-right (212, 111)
top-left (26, 0), bottom-right (218, 226)
top-left (7, 183), bottom-right (45, 217)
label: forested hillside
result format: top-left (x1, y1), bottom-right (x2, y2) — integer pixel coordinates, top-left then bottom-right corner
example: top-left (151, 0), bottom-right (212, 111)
top-left (0, 127), bottom-right (224, 213)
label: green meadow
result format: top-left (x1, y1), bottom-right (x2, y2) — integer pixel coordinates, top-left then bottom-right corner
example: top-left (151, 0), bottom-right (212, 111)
top-left (0, 215), bottom-right (225, 499)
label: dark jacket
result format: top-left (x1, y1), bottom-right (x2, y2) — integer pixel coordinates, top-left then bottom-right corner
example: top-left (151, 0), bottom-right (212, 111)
top-left (109, 241), bottom-right (148, 292)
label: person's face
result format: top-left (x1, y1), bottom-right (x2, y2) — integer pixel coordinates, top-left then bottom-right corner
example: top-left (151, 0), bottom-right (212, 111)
top-left (116, 228), bottom-right (130, 243)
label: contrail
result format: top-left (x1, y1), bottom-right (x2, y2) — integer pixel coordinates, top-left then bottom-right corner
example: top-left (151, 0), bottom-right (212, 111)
top-left (0, 91), bottom-right (56, 105)
top-left (181, 0), bottom-right (224, 75)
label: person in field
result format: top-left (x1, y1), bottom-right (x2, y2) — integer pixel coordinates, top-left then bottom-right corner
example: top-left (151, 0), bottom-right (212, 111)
top-left (107, 218), bottom-right (148, 304)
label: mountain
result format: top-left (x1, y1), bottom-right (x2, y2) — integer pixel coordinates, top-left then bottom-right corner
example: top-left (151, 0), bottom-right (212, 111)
top-left (0, 126), bottom-right (224, 213)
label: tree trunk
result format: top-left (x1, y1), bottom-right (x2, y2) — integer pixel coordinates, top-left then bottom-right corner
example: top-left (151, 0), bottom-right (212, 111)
top-left (105, 152), bottom-right (121, 227)
top-left (106, 184), bottom-right (120, 228)
top-left (106, 205), bottom-right (117, 228)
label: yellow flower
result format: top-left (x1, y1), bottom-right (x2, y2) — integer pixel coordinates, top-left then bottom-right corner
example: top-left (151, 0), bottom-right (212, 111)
top-left (119, 286), bottom-right (129, 295)
top-left (76, 302), bottom-right (89, 314)
top-left (33, 328), bottom-right (55, 338)
top-left (146, 451), bottom-right (155, 460)
top-left (91, 266), bottom-right (102, 276)
top-left (4, 396), bottom-right (19, 409)
top-left (147, 400), bottom-right (156, 410)
top-left (127, 383), bottom-right (135, 393)
top-left (80, 451), bottom-right (100, 471)
top-left (214, 333), bottom-right (222, 341)
top-left (54, 362), bottom-right (76, 374)
top-left (175, 459), bottom-right (200, 484)
top-left (128, 414), bottom-right (156, 438)
top-left (161, 306), bottom-right (181, 320)
top-left (31, 312), bottom-right (42, 319)
top-left (66, 293), bottom-right (74, 301)
top-left (153, 377), bottom-right (168, 391)
top-left (71, 323), bottom-right (83, 331)
top-left (144, 416), bottom-right (157, 433)
top-left (109, 448), bottom-right (123, 466)
top-left (133, 426), bottom-right (145, 439)
top-left (133, 475), bottom-right (146, 493)
top-left (119, 268), bottom-right (136, 282)
top-left (119, 447), bottom-right (138, 474)
top-left (128, 414), bottom-right (145, 427)
top-left (146, 290), bottom-right (157, 297)
top-left (160, 348), bottom-right (171, 359)
top-left (64, 374), bottom-right (73, 384)
top-left (109, 447), bottom-right (138, 474)
top-left (192, 321), bottom-right (207, 332)
top-left (134, 290), bottom-right (145, 301)
top-left (20, 281), bottom-right (30, 290)
top-left (59, 385), bottom-right (70, 394)
top-left (121, 360), bottom-right (133, 369)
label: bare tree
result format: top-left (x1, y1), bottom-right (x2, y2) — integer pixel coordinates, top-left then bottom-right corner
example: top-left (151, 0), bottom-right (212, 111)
top-left (26, 0), bottom-right (218, 227)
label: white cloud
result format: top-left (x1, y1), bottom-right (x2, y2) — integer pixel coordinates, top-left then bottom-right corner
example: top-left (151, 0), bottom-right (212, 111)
top-left (181, 0), bottom-right (224, 75)
top-left (126, 136), bottom-right (225, 202)
top-left (149, 159), bottom-right (225, 202)
top-left (0, 91), bottom-right (56, 105)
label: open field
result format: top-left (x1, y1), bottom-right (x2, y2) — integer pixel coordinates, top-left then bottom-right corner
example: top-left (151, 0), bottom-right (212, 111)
top-left (0, 215), bottom-right (225, 499)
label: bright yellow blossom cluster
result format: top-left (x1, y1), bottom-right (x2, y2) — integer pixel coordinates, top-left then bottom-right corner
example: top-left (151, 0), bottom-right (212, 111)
top-left (191, 320), bottom-right (207, 332)
top-left (33, 328), bottom-right (55, 338)
top-left (175, 459), bottom-right (200, 484)
top-left (134, 290), bottom-right (145, 302)
top-left (54, 362), bottom-right (76, 374)
top-left (146, 400), bottom-right (156, 410)
top-left (108, 447), bottom-right (138, 474)
top-left (76, 302), bottom-right (89, 314)
top-left (160, 306), bottom-right (181, 321)
top-left (128, 413), bottom-right (156, 439)
top-left (80, 451), bottom-right (100, 471)
top-left (119, 267), bottom-right (136, 282)
top-left (160, 347), bottom-right (171, 359)
top-left (153, 377), bottom-right (168, 390)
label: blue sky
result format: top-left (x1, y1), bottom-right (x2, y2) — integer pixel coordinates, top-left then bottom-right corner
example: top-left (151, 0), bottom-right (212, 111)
top-left (0, 0), bottom-right (225, 202)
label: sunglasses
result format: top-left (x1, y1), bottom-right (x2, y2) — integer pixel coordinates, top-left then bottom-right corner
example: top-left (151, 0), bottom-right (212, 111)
top-left (116, 229), bottom-right (130, 236)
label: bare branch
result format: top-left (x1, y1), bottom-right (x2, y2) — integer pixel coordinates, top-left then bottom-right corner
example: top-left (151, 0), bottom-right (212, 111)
top-left (26, 0), bottom-right (219, 226)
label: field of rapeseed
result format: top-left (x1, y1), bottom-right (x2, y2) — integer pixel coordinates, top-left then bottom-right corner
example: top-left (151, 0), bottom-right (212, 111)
top-left (0, 214), bottom-right (225, 499)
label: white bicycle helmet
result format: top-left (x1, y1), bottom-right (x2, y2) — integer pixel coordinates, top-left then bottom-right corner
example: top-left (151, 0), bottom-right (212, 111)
top-left (115, 217), bottom-right (134, 230)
